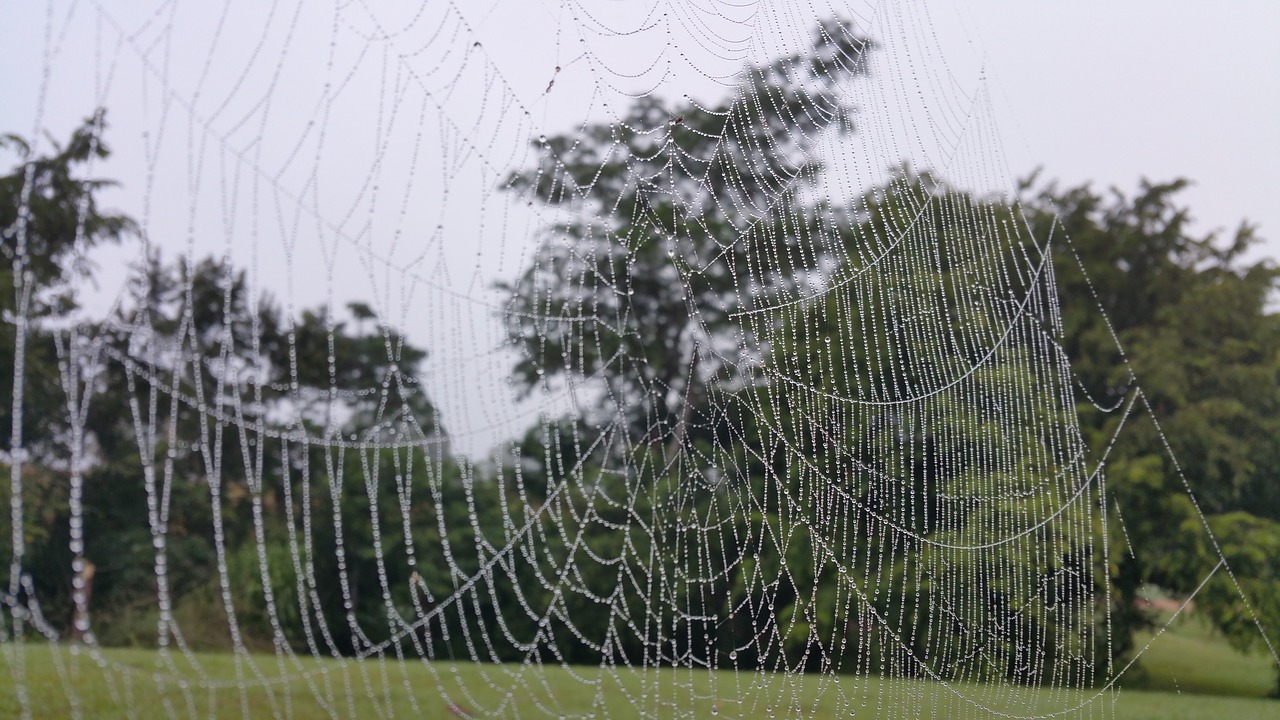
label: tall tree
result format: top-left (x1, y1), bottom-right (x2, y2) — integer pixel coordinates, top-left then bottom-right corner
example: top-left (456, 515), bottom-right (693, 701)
top-left (1030, 177), bottom-right (1280, 689)
top-left (0, 111), bottom-right (136, 459)
top-left (1, 113), bottom-right (137, 625)
top-left (501, 19), bottom-right (875, 440)
top-left (752, 169), bottom-right (1107, 681)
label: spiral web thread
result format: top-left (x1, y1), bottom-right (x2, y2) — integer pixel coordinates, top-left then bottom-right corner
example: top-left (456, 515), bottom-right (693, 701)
top-left (2, 1), bottom-right (1277, 718)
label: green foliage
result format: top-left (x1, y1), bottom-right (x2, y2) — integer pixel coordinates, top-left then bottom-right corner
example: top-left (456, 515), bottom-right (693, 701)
top-left (1023, 178), bottom-right (1280, 688)
top-left (494, 12), bottom-right (1280, 683)
top-left (0, 111), bottom-right (136, 459)
top-left (748, 169), bottom-right (1107, 683)
top-left (500, 19), bottom-right (874, 435)
top-left (1, 115), bottom-right (456, 657)
top-left (1043, 178), bottom-right (1280, 522)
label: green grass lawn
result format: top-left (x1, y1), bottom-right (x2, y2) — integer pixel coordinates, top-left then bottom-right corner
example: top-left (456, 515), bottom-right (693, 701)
top-left (1, 617), bottom-right (1275, 719)
top-left (1128, 610), bottom-right (1276, 699)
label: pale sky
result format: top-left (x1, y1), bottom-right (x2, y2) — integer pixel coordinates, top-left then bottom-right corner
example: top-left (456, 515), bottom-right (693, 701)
top-left (961, 1), bottom-right (1280, 265)
top-left (1, 0), bottom-right (1277, 457)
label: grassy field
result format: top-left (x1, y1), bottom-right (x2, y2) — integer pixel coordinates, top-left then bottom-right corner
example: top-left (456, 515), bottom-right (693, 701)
top-left (1128, 609), bottom-right (1276, 699)
top-left (1, 614), bottom-right (1274, 719)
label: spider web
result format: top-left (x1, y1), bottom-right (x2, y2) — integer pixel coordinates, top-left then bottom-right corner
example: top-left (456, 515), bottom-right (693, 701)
top-left (1, 1), bottom-right (1275, 718)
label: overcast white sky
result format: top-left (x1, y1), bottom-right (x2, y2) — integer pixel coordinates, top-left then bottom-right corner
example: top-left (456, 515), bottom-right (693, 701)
top-left (1, 0), bottom-right (1277, 457)
top-left (964, 1), bottom-right (1280, 264)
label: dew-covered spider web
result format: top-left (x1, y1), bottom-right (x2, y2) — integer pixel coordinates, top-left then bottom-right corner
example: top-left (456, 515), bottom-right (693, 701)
top-left (2, 1), bottom-right (1277, 718)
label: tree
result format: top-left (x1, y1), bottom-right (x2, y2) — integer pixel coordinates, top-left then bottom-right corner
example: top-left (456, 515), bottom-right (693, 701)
top-left (0, 111), bottom-right (136, 460)
top-left (1, 112), bottom-right (137, 629)
top-left (2, 114), bottom-right (459, 654)
top-left (85, 253), bottom-right (452, 653)
top-left (754, 170), bottom-right (1280, 685)
top-left (1038, 178), bottom-right (1280, 521)
top-left (751, 169), bottom-right (1109, 682)
top-left (499, 10), bottom-right (1280, 684)
top-left (500, 18), bottom-right (875, 440)
top-left (1027, 177), bottom-right (1280, 691)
